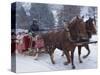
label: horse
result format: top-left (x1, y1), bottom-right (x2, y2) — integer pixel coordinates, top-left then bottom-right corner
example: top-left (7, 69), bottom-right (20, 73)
top-left (62, 16), bottom-right (97, 63)
top-left (77, 17), bottom-right (97, 63)
top-left (41, 29), bottom-right (76, 69)
top-left (39, 16), bottom-right (88, 69)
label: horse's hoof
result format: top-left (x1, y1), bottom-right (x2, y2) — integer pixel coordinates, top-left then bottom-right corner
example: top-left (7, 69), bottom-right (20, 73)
top-left (83, 55), bottom-right (88, 59)
top-left (34, 58), bottom-right (38, 60)
top-left (64, 62), bottom-right (69, 65)
top-left (61, 55), bottom-right (64, 56)
top-left (79, 60), bottom-right (83, 63)
top-left (61, 54), bottom-right (64, 56)
top-left (52, 62), bottom-right (55, 64)
top-left (72, 66), bottom-right (75, 69)
top-left (52, 61), bottom-right (55, 64)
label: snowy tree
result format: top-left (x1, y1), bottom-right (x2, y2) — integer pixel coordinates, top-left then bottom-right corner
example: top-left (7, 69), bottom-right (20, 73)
top-left (57, 5), bottom-right (80, 26)
top-left (29, 3), bottom-right (55, 29)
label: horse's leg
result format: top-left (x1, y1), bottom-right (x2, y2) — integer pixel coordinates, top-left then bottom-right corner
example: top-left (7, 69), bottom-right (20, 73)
top-left (61, 51), bottom-right (64, 56)
top-left (49, 48), bottom-right (55, 64)
top-left (64, 50), bottom-right (71, 65)
top-left (71, 48), bottom-right (75, 69)
top-left (78, 46), bottom-right (83, 63)
top-left (83, 44), bottom-right (90, 59)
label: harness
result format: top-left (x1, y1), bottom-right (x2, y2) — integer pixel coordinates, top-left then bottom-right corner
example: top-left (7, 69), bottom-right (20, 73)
top-left (64, 28), bottom-right (75, 42)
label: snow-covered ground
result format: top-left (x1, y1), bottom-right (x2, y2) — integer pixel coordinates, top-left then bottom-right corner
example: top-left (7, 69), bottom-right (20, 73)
top-left (15, 35), bottom-right (97, 73)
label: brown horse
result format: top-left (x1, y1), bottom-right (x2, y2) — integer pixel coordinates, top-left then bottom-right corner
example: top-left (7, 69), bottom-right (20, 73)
top-left (41, 29), bottom-right (76, 69)
top-left (40, 16), bottom-right (88, 69)
top-left (62, 16), bottom-right (97, 63)
top-left (77, 17), bottom-right (97, 63)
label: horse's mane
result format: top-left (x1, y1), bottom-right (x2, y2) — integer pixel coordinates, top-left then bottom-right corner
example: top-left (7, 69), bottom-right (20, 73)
top-left (69, 16), bottom-right (77, 24)
top-left (69, 16), bottom-right (82, 24)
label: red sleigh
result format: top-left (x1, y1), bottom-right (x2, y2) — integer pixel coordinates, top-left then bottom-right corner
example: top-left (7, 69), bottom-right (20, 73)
top-left (16, 34), bottom-right (44, 54)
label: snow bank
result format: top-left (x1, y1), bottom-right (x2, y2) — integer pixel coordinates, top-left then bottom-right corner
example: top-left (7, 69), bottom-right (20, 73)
top-left (15, 35), bottom-right (97, 73)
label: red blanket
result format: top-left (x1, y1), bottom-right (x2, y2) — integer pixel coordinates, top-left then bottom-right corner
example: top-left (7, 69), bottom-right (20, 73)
top-left (16, 35), bottom-right (31, 53)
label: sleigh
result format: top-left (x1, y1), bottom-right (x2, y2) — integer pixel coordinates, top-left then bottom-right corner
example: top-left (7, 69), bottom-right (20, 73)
top-left (16, 33), bottom-right (46, 56)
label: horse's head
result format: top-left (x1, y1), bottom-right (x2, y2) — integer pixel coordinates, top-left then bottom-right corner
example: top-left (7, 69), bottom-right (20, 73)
top-left (85, 17), bottom-right (97, 38)
top-left (66, 16), bottom-right (88, 42)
